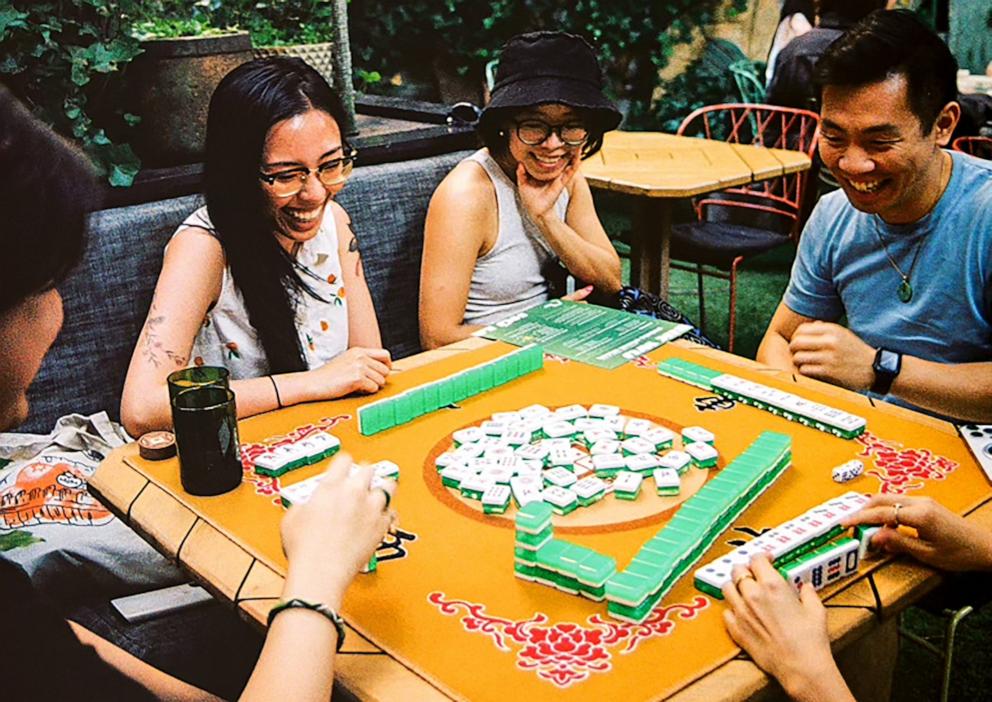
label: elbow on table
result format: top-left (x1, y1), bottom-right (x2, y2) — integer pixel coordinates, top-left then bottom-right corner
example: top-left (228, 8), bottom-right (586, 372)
top-left (121, 395), bottom-right (171, 438)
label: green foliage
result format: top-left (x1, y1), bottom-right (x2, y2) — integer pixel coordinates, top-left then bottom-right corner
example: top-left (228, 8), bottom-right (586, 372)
top-left (133, 0), bottom-right (338, 46)
top-left (0, 530), bottom-right (44, 552)
top-left (349, 0), bottom-right (751, 129)
top-left (1, 0), bottom-right (143, 186)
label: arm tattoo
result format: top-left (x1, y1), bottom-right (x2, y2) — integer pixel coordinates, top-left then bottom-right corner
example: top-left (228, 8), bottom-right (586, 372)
top-left (141, 302), bottom-right (188, 369)
top-left (349, 234), bottom-right (364, 278)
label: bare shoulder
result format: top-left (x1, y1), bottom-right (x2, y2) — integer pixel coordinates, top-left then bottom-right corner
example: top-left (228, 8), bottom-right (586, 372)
top-left (327, 199), bottom-right (351, 227)
top-left (432, 159), bottom-right (495, 210)
top-left (168, 226), bottom-right (225, 267)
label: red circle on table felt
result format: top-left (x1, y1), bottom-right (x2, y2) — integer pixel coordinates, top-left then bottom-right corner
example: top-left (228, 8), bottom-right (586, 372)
top-left (423, 407), bottom-right (723, 535)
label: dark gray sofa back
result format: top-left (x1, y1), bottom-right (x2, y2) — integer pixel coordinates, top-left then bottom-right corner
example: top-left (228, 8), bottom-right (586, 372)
top-left (23, 149), bottom-right (470, 433)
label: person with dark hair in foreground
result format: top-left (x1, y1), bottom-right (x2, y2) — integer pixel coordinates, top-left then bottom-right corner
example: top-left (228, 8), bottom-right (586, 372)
top-left (121, 57), bottom-right (391, 436)
top-left (0, 85), bottom-right (396, 700)
top-left (757, 9), bottom-right (992, 423)
top-left (766, 0), bottom-right (889, 112)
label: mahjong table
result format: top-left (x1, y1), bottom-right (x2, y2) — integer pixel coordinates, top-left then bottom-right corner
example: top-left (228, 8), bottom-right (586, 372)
top-left (90, 337), bottom-right (992, 702)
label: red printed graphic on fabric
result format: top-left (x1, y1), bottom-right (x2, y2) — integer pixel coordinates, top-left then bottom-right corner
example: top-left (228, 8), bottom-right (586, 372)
top-left (855, 431), bottom-right (958, 494)
top-left (428, 592), bottom-right (708, 688)
top-left (0, 455), bottom-right (113, 530)
top-left (544, 353), bottom-right (570, 365)
top-left (239, 415), bottom-right (351, 504)
top-left (631, 355), bottom-right (654, 369)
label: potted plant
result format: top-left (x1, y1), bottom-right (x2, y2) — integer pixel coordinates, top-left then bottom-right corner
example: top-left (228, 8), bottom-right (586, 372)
top-left (125, 17), bottom-right (253, 167)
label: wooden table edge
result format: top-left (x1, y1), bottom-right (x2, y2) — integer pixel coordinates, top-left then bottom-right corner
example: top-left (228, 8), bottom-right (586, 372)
top-left (88, 336), bottom-right (981, 701)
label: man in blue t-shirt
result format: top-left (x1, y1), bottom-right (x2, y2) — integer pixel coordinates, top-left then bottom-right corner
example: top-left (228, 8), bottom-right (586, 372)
top-left (757, 10), bottom-right (992, 425)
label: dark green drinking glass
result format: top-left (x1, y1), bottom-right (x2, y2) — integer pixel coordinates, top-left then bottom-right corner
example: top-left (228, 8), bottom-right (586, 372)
top-left (171, 385), bottom-right (242, 496)
top-left (167, 366), bottom-right (231, 402)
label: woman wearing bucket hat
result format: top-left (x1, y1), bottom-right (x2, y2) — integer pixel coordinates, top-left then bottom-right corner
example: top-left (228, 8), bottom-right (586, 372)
top-left (420, 31), bottom-right (713, 349)
top-left (418, 31), bottom-right (625, 348)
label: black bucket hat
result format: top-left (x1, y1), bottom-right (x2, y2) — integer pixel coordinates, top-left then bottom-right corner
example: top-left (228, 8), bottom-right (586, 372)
top-left (479, 31), bottom-right (623, 134)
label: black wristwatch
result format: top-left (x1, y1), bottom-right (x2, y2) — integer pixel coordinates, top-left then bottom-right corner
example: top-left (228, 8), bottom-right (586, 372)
top-left (870, 348), bottom-right (902, 395)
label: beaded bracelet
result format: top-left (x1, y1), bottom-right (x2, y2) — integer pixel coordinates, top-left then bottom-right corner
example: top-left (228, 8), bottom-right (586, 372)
top-left (267, 598), bottom-right (346, 651)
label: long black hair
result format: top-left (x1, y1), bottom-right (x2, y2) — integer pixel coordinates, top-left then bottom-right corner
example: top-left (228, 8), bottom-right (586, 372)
top-left (0, 85), bottom-right (96, 314)
top-left (204, 56), bottom-right (349, 374)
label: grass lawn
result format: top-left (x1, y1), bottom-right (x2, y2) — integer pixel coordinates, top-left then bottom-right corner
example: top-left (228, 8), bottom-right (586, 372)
top-left (597, 190), bottom-right (992, 701)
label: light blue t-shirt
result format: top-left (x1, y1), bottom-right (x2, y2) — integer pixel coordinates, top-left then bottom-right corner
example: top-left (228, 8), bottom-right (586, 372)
top-left (784, 150), bottom-right (992, 413)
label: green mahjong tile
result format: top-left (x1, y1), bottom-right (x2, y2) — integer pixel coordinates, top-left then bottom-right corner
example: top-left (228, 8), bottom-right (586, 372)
top-left (514, 546), bottom-right (539, 563)
top-left (535, 539), bottom-right (569, 570)
top-left (605, 571), bottom-right (654, 605)
top-left (394, 395), bottom-right (415, 425)
top-left (576, 554), bottom-right (616, 587)
top-left (436, 378), bottom-right (456, 407)
top-left (694, 576), bottom-right (725, 600)
top-left (514, 562), bottom-right (541, 579)
top-left (484, 501), bottom-right (509, 515)
top-left (515, 529), bottom-right (552, 550)
top-left (406, 388), bottom-right (427, 417)
top-left (516, 501), bottom-right (554, 533)
top-left (606, 590), bottom-right (661, 622)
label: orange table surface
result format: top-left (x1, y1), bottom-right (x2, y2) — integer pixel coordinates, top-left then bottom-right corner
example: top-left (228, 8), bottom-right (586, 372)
top-left (90, 339), bottom-right (989, 701)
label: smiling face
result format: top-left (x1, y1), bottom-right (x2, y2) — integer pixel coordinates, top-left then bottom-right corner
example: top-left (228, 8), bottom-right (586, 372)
top-left (818, 74), bottom-right (957, 224)
top-left (504, 104), bottom-right (587, 181)
top-left (260, 108), bottom-right (345, 252)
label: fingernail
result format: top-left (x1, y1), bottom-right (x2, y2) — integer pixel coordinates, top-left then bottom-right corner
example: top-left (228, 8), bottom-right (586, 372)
top-left (584, 285), bottom-right (594, 291)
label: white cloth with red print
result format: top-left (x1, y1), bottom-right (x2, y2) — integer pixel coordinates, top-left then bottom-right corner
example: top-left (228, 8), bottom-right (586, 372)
top-left (177, 206), bottom-right (351, 378)
top-left (0, 412), bottom-right (182, 603)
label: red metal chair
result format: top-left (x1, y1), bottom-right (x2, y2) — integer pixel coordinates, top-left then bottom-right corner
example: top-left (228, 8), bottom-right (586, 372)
top-left (951, 135), bottom-right (992, 160)
top-left (670, 103), bottom-right (821, 352)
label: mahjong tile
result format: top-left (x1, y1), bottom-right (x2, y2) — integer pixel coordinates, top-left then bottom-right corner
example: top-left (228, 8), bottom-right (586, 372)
top-left (543, 466), bottom-right (577, 488)
top-left (553, 404), bottom-right (588, 421)
top-left (589, 439), bottom-right (621, 455)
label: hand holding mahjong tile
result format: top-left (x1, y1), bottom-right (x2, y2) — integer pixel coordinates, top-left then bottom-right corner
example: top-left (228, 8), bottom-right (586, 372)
top-left (280, 455), bottom-right (396, 601)
top-left (843, 494), bottom-right (992, 572)
top-left (720, 554), bottom-right (849, 702)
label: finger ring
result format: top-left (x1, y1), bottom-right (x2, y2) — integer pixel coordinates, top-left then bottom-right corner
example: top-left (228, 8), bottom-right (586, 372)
top-left (378, 488), bottom-right (391, 511)
top-left (733, 572), bottom-right (755, 587)
top-left (892, 502), bottom-right (902, 527)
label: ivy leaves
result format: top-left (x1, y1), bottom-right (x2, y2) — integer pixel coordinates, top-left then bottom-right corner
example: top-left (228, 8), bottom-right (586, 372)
top-left (2, 1), bottom-right (143, 186)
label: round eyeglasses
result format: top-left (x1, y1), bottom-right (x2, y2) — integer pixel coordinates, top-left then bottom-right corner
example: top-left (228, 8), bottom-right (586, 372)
top-left (514, 120), bottom-right (588, 147)
top-left (259, 149), bottom-right (358, 198)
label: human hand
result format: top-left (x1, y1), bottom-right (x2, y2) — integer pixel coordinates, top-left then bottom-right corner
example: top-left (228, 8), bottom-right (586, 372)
top-left (515, 150), bottom-right (580, 225)
top-left (562, 285), bottom-right (593, 302)
top-left (312, 347), bottom-right (392, 399)
top-left (280, 454), bottom-right (396, 607)
top-left (788, 321), bottom-right (875, 392)
top-left (844, 494), bottom-right (992, 572)
top-left (722, 555), bottom-right (854, 702)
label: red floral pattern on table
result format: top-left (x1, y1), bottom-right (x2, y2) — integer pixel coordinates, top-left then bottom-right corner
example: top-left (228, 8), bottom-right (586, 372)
top-left (631, 355), bottom-right (654, 369)
top-left (428, 592), bottom-right (709, 688)
top-left (855, 431), bottom-right (958, 494)
top-left (239, 415), bottom-right (351, 504)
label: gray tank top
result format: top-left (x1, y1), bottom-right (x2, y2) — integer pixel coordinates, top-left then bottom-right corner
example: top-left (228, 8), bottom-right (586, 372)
top-left (462, 149), bottom-right (569, 326)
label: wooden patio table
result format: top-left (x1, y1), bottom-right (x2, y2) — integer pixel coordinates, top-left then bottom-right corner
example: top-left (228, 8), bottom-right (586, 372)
top-left (582, 131), bottom-right (811, 298)
top-left (88, 338), bottom-right (985, 702)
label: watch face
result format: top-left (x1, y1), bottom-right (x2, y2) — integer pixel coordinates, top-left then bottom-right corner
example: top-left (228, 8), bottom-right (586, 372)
top-left (877, 349), bottom-right (900, 374)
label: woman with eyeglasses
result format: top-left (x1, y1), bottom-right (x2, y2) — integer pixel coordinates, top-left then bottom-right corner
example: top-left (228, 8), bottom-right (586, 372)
top-left (122, 57), bottom-right (390, 435)
top-left (418, 31), bottom-right (625, 349)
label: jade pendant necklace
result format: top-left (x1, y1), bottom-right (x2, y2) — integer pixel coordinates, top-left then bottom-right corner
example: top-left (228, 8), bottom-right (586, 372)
top-left (871, 153), bottom-right (948, 304)
top-left (873, 223), bottom-right (925, 303)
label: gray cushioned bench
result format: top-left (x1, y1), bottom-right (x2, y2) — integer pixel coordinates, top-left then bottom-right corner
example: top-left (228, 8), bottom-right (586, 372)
top-left (23, 149), bottom-right (471, 433)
